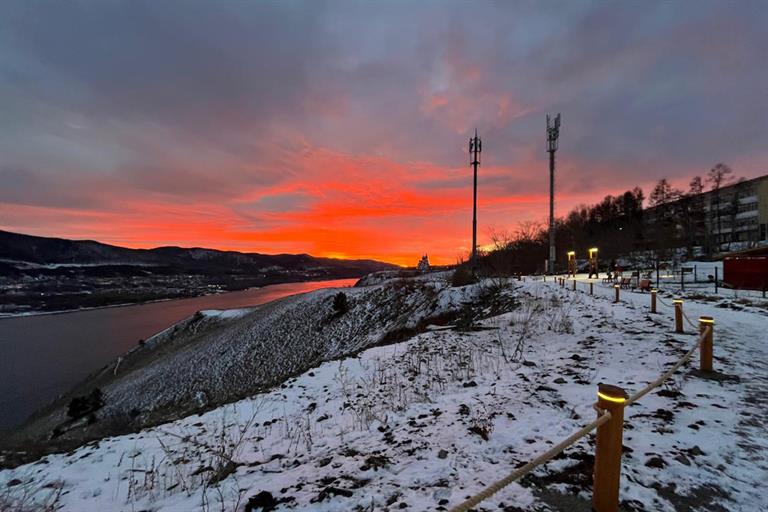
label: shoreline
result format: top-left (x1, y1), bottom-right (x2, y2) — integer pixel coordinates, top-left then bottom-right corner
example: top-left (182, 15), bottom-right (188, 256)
top-left (0, 291), bottom-right (230, 320)
top-left (0, 275), bottom-right (364, 320)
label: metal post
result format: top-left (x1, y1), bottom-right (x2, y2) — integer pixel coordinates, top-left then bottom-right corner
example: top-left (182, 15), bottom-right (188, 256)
top-left (699, 316), bottom-right (714, 372)
top-left (593, 383), bottom-right (628, 512)
top-left (548, 147), bottom-right (555, 275)
top-left (590, 282), bottom-right (594, 295)
top-left (614, 284), bottom-right (620, 303)
top-left (546, 114), bottom-right (560, 275)
top-left (651, 289), bottom-right (657, 313)
top-left (572, 279), bottom-right (576, 291)
top-left (469, 130), bottom-right (481, 266)
top-left (673, 299), bottom-right (684, 333)
top-left (694, 265), bottom-right (698, 283)
top-left (680, 268), bottom-right (684, 292)
top-left (656, 261), bottom-right (660, 289)
top-left (714, 267), bottom-right (718, 294)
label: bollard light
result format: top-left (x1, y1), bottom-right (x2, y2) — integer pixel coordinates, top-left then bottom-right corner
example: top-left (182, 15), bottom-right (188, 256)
top-left (673, 299), bottom-right (684, 333)
top-left (650, 289), bottom-right (657, 314)
top-left (699, 316), bottom-right (714, 372)
top-left (613, 284), bottom-right (620, 303)
top-left (593, 383), bottom-right (628, 512)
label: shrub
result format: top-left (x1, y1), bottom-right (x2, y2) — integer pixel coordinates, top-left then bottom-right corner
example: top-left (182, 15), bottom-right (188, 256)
top-left (67, 388), bottom-right (105, 420)
top-left (332, 292), bottom-right (349, 315)
top-left (451, 265), bottom-right (475, 287)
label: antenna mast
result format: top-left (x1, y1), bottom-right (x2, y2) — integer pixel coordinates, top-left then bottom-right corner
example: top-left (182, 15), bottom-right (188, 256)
top-left (546, 113), bottom-right (561, 275)
top-left (469, 129), bottom-right (482, 264)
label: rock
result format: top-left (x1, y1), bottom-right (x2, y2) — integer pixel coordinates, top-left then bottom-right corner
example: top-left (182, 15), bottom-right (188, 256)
top-left (645, 456), bottom-right (666, 469)
top-left (245, 491), bottom-right (277, 511)
top-left (437, 449), bottom-right (448, 459)
top-left (554, 377), bottom-right (567, 384)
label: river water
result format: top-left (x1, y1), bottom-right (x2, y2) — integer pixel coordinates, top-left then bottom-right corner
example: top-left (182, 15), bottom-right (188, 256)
top-left (0, 278), bottom-right (356, 431)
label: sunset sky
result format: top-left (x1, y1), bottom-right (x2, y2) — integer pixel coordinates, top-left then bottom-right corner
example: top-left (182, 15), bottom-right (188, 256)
top-left (1, 1), bottom-right (766, 266)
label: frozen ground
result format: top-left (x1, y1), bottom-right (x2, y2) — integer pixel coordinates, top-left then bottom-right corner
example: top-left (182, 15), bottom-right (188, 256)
top-left (1, 277), bottom-right (766, 511)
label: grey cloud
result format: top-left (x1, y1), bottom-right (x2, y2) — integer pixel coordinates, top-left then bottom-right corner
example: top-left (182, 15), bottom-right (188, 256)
top-left (0, 0), bottom-right (766, 211)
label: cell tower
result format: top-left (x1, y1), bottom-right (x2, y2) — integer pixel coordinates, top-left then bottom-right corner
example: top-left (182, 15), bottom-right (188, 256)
top-left (546, 114), bottom-right (561, 275)
top-left (469, 129), bottom-right (482, 263)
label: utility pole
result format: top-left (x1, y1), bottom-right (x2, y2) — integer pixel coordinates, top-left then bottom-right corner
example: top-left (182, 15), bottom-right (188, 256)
top-left (546, 114), bottom-right (561, 275)
top-left (469, 129), bottom-right (482, 264)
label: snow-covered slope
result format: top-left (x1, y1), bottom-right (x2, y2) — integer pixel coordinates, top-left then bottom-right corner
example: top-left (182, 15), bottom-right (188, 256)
top-left (8, 275), bottom-right (495, 449)
top-left (2, 278), bottom-right (766, 511)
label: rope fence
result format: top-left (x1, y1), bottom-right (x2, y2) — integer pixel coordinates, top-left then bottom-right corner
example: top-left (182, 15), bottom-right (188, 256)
top-left (448, 411), bottom-right (613, 512)
top-left (448, 276), bottom-right (715, 512)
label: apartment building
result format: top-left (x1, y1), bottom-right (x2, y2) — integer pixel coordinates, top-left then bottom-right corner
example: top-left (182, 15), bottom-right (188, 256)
top-left (645, 173), bottom-right (768, 250)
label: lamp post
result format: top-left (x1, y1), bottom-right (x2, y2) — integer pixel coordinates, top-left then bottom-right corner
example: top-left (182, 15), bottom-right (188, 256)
top-left (588, 247), bottom-right (599, 279)
top-left (567, 250), bottom-right (576, 278)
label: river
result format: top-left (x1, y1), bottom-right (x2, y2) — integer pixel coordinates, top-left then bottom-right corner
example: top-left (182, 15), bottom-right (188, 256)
top-left (0, 278), bottom-right (357, 431)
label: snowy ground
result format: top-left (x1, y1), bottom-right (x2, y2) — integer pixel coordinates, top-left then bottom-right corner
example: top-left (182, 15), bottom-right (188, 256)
top-left (2, 277), bottom-right (766, 511)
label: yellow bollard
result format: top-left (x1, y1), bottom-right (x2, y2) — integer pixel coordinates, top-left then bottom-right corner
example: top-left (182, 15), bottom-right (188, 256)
top-left (593, 383), bottom-right (628, 512)
top-left (590, 282), bottom-right (594, 295)
top-left (650, 289), bottom-right (657, 313)
top-left (699, 316), bottom-right (714, 372)
top-left (614, 284), bottom-right (620, 303)
top-left (673, 299), bottom-right (684, 333)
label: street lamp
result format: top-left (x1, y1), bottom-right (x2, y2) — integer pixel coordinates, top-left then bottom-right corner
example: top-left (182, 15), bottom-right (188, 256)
top-left (588, 247), bottom-right (599, 279)
top-left (567, 251), bottom-right (576, 277)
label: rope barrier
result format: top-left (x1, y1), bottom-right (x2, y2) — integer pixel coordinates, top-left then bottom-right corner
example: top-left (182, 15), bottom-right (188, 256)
top-left (447, 278), bottom-right (711, 512)
top-left (625, 325), bottom-right (709, 406)
top-left (680, 308), bottom-right (701, 330)
top-left (448, 410), bottom-right (613, 512)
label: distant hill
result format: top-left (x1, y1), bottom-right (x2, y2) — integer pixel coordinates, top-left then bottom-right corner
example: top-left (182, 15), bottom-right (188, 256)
top-left (0, 230), bottom-right (397, 276)
top-left (0, 230), bottom-right (399, 314)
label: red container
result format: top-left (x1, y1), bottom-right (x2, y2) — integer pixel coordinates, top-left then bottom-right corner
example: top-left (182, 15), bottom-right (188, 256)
top-left (723, 257), bottom-right (768, 290)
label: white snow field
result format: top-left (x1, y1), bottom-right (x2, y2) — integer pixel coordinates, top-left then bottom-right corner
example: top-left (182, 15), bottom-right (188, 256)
top-left (1, 276), bottom-right (766, 511)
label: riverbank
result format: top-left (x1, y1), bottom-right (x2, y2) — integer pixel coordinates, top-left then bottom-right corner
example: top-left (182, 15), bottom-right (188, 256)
top-left (0, 279), bottom-right (358, 432)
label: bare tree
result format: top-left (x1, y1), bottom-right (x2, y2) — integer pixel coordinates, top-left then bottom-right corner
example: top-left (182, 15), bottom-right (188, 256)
top-left (649, 178), bottom-right (682, 207)
top-left (707, 163), bottom-right (733, 252)
top-left (515, 220), bottom-right (545, 244)
top-left (487, 226), bottom-right (514, 252)
top-left (689, 176), bottom-right (704, 195)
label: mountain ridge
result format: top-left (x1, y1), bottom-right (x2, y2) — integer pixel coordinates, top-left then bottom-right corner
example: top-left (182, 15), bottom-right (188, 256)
top-left (0, 229), bottom-right (395, 270)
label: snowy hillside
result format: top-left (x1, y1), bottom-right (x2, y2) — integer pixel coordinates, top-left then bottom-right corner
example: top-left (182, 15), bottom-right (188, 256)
top-left (7, 274), bottom-right (500, 449)
top-left (2, 277), bottom-right (766, 511)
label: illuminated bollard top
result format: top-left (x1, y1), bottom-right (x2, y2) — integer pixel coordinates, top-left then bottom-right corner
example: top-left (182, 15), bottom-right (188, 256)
top-left (699, 316), bottom-right (714, 324)
top-left (597, 383), bottom-right (628, 405)
top-left (673, 299), bottom-right (683, 305)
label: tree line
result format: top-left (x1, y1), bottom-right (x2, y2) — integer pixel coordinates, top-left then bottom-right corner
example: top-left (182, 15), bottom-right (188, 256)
top-left (477, 163), bottom-right (746, 275)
